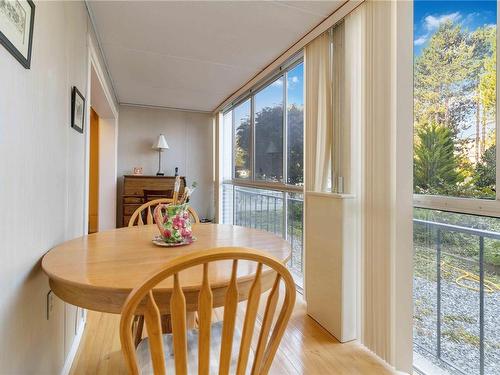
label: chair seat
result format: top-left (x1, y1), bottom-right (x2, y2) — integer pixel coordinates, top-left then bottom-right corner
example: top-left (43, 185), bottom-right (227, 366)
top-left (136, 321), bottom-right (253, 374)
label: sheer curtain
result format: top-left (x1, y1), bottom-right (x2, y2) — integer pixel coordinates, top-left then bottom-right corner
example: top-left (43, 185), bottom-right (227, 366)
top-left (304, 32), bottom-right (332, 192)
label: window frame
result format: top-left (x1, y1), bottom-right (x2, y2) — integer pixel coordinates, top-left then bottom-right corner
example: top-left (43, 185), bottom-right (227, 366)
top-left (224, 55), bottom-right (304, 192)
top-left (413, 3), bottom-right (500, 219)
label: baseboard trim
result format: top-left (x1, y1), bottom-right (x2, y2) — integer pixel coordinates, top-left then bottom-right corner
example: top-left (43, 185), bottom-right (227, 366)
top-left (60, 319), bottom-right (86, 375)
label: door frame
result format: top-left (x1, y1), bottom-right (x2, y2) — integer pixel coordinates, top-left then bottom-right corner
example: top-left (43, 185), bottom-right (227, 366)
top-left (83, 35), bottom-right (119, 235)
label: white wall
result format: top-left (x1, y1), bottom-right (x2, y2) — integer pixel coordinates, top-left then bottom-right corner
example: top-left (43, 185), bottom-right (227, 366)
top-left (0, 2), bottom-right (114, 373)
top-left (98, 117), bottom-right (117, 231)
top-left (117, 105), bottom-right (214, 220)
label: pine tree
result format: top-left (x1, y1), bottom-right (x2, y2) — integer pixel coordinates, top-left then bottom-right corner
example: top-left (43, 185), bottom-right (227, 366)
top-left (414, 122), bottom-right (462, 193)
top-left (414, 21), bottom-right (474, 136)
top-left (472, 26), bottom-right (496, 160)
top-left (475, 146), bottom-right (496, 191)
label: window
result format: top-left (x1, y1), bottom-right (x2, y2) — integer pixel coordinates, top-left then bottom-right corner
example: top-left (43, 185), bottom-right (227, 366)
top-left (413, 2), bottom-right (499, 374)
top-left (221, 58), bottom-right (304, 286)
top-left (227, 60), bottom-right (304, 187)
top-left (414, 0), bottom-right (497, 199)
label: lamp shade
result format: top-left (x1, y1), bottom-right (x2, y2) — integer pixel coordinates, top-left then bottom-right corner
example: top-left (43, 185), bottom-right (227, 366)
top-left (152, 134), bottom-right (169, 150)
top-left (266, 140), bottom-right (279, 154)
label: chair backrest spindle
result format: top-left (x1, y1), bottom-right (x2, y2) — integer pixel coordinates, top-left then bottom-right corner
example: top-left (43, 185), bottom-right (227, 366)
top-left (147, 206), bottom-right (154, 225)
top-left (198, 263), bottom-right (213, 375)
top-left (119, 248), bottom-right (296, 375)
top-left (251, 274), bottom-right (280, 374)
top-left (171, 273), bottom-right (188, 374)
top-left (219, 260), bottom-right (239, 375)
top-left (144, 292), bottom-right (166, 375)
top-left (236, 263), bottom-right (262, 375)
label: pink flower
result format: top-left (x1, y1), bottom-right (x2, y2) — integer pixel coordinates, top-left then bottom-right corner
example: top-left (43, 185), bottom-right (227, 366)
top-left (162, 229), bottom-right (171, 238)
top-left (173, 215), bottom-right (185, 228)
top-left (181, 228), bottom-right (192, 238)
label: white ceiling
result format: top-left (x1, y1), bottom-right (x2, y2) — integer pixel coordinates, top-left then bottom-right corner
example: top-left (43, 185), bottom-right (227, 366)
top-left (88, 1), bottom-right (343, 112)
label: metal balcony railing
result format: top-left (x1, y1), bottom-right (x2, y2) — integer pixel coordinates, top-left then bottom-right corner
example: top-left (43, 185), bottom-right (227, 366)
top-left (226, 185), bottom-right (304, 286)
top-left (413, 219), bottom-right (500, 375)
top-left (224, 189), bottom-right (500, 374)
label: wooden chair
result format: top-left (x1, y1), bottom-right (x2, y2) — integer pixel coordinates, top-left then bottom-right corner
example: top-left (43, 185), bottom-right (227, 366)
top-left (128, 198), bottom-right (200, 227)
top-left (128, 198), bottom-right (201, 347)
top-left (120, 247), bottom-right (296, 375)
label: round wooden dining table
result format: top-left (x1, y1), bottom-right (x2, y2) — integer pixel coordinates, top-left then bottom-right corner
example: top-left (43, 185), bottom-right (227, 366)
top-left (42, 224), bottom-right (291, 314)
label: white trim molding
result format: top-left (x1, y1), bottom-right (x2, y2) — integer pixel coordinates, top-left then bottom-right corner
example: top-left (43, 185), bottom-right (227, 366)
top-left (60, 319), bottom-right (86, 375)
top-left (214, 113), bottom-right (222, 223)
top-left (84, 0), bottom-right (119, 105)
top-left (88, 35), bottom-right (118, 119)
top-left (83, 35), bottom-right (119, 236)
top-left (121, 102), bottom-right (212, 114)
top-left (414, 194), bottom-right (500, 218)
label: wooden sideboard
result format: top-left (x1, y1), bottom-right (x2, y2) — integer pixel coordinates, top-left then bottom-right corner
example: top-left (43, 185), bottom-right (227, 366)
top-left (121, 175), bottom-right (186, 227)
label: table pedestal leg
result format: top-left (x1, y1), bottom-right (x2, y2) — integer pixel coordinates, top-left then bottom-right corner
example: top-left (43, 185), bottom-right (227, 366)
top-left (160, 312), bottom-right (197, 334)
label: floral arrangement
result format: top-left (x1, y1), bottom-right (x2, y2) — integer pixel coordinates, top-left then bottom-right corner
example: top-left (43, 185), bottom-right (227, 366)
top-left (153, 178), bottom-right (197, 244)
top-left (153, 203), bottom-right (193, 243)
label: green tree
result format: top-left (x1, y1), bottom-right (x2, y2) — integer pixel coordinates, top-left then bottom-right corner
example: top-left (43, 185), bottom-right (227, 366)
top-left (414, 123), bottom-right (462, 193)
top-left (414, 22), bottom-right (496, 198)
top-left (475, 146), bottom-right (496, 191)
top-left (235, 105), bottom-right (304, 184)
top-left (254, 106), bottom-right (284, 180)
top-left (414, 21), bottom-right (475, 135)
top-left (287, 105), bottom-right (304, 185)
top-left (235, 117), bottom-right (250, 177)
top-left (471, 26), bottom-right (496, 159)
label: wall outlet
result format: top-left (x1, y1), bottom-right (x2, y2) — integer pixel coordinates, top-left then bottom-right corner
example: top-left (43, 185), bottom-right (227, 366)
top-left (46, 290), bottom-right (54, 320)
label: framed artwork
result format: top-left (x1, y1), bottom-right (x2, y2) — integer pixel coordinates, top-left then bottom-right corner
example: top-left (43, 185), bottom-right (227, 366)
top-left (71, 86), bottom-right (85, 134)
top-left (0, 0), bottom-right (35, 69)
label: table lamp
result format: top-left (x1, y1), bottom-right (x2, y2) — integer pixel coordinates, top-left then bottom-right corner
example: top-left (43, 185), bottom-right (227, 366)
top-left (152, 134), bottom-right (169, 176)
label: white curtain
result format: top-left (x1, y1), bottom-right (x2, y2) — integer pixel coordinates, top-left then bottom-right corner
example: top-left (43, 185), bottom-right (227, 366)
top-left (305, 32), bottom-right (332, 192)
top-left (352, 1), bottom-right (414, 372)
top-left (344, 0), bottom-right (364, 344)
top-left (304, 1), bottom-right (413, 372)
top-left (332, 22), bottom-right (346, 193)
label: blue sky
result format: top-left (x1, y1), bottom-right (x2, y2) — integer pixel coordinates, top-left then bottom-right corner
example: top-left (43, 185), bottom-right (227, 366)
top-left (414, 0), bottom-right (496, 56)
top-left (255, 62), bottom-right (304, 112)
top-left (232, 62), bottom-right (303, 122)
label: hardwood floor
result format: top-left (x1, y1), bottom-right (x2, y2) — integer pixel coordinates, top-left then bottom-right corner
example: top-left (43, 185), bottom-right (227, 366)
top-left (70, 295), bottom-right (394, 374)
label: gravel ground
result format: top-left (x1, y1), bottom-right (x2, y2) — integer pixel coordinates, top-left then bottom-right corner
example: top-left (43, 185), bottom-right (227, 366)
top-left (414, 275), bottom-right (500, 375)
top-left (288, 237), bottom-right (303, 288)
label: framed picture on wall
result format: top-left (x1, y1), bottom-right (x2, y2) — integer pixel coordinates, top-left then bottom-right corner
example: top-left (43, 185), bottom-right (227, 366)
top-left (71, 87), bottom-right (85, 134)
top-left (0, 0), bottom-right (35, 69)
